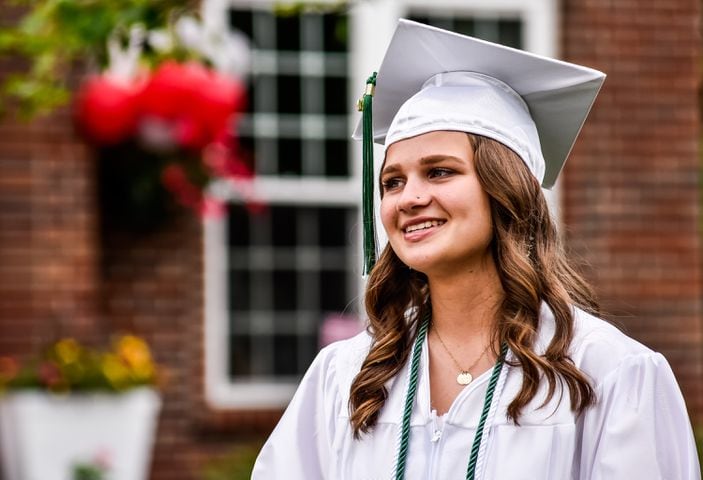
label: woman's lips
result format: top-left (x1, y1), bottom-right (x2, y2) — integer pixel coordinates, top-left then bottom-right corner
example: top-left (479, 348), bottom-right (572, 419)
top-left (402, 219), bottom-right (446, 241)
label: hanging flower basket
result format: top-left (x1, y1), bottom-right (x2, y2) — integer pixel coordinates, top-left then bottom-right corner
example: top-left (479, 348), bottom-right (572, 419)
top-left (0, 2), bottom-right (262, 228)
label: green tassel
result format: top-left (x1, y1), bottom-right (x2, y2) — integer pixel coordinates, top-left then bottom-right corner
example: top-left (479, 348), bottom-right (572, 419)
top-left (359, 72), bottom-right (378, 275)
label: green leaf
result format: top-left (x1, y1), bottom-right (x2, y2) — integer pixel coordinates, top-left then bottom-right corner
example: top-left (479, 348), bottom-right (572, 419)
top-left (0, 0), bottom-right (207, 119)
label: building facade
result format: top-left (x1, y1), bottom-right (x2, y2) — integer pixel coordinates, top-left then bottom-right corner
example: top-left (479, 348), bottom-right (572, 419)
top-left (0, 0), bottom-right (700, 477)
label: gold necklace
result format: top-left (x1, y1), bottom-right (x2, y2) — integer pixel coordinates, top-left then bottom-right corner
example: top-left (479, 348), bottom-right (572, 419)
top-left (432, 326), bottom-right (491, 385)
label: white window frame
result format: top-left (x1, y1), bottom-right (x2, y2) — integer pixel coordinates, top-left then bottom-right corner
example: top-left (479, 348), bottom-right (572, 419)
top-left (203, 0), bottom-right (558, 410)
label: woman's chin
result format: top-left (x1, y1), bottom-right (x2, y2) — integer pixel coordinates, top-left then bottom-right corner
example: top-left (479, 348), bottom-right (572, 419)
top-left (399, 249), bottom-right (495, 279)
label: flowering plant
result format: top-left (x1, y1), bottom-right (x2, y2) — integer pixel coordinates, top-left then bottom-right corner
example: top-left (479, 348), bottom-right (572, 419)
top-left (0, 335), bottom-right (160, 393)
top-left (0, 0), bottom-right (260, 220)
top-left (73, 451), bottom-right (111, 480)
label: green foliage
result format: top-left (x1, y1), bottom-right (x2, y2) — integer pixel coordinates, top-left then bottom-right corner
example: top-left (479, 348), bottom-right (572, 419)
top-left (73, 463), bottom-right (106, 480)
top-left (273, 0), bottom-right (368, 15)
top-left (0, 0), bottom-right (194, 117)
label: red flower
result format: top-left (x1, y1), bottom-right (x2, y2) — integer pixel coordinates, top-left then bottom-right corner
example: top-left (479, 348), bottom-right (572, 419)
top-left (139, 61), bottom-right (194, 121)
top-left (38, 361), bottom-right (63, 389)
top-left (203, 141), bottom-right (253, 180)
top-left (75, 74), bottom-right (143, 145)
top-left (140, 62), bottom-right (246, 150)
top-left (0, 356), bottom-right (18, 380)
top-left (161, 163), bottom-right (203, 210)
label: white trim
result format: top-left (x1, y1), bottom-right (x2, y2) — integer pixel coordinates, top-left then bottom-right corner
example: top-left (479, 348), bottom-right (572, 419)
top-left (210, 177), bottom-right (358, 205)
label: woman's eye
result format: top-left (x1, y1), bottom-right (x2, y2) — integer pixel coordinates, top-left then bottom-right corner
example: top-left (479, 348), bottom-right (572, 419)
top-left (381, 178), bottom-right (403, 191)
top-left (429, 168), bottom-right (453, 178)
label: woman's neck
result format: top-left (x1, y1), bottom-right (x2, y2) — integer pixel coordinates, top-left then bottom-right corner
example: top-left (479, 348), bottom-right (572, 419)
top-left (426, 256), bottom-right (503, 338)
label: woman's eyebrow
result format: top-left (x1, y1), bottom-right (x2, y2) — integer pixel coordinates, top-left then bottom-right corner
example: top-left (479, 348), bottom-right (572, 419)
top-left (380, 163), bottom-right (401, 176)
top-left (419, 155), bottom-right (465, 166)
top-left (381, 155), bottom-right (464, 176)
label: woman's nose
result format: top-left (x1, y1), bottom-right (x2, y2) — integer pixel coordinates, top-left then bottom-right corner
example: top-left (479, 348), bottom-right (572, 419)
top-left (398, 180), bottom-right (430, 212)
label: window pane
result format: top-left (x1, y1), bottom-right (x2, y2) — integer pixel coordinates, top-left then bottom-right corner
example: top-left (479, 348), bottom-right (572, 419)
top-left (229, 269), bottom-right (250, 311)
top-left (271, 206), bottom-right (298, 246)
top-left (320, 270), bottom-right (347, 312)
top-left (228, 9), bottom-right (253, 40)
top-left (324, 76), bottom-right (347, 116)
top-left (276, 14), bottom-right (300, 51)
top-left (324, 139), bottom-right (348, 177)
top-left (227, 204), bottom-right (250, 246)
top-left (273, 270), bottom-right (297, 311)
top-left (277, 75), bottom-right (302, 114)
top-left (318, 207), bottom-right (349, 246)
top-left (277, 138), bottom-right (302, 175)
top-left (229, 334), bottom-right (251, 377)
top-left (273, 334), bottom-right (299, 375)
top-left (323, 14), bottom-right (347, 52)
top-left (499, 20), bottom-right (522, 48)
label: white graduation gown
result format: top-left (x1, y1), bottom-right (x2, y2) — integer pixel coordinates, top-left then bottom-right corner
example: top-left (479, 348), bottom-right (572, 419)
top-left (252, 306), bottom-right (701, 479)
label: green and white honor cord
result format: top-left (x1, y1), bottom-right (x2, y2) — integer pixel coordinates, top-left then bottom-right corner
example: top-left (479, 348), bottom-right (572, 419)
top-left (393, 310), bottom-right (509, 480)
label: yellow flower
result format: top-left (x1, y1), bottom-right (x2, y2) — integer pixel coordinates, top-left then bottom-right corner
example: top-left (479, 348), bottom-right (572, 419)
top-left (54, 338), bottom-right (81, 365)
top-left (114, 335), bottom-right (153, 370)
top-left (101, 353), bottom-right (131, 390)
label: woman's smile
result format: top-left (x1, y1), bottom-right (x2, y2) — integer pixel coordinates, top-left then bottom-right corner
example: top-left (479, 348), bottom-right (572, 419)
top-left (402, 218), bottom-right (446, 240)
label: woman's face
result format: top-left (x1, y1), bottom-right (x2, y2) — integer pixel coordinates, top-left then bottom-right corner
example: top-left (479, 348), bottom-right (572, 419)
top-left (380, 131), bottom-right (494, 277)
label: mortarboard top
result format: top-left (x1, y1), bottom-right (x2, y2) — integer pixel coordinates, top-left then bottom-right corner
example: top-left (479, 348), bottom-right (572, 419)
top-left (352, 18), bottom-right (606, 188)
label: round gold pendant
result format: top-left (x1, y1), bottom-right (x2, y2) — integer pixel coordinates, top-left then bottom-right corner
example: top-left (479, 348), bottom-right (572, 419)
top-left (456, 371), bottom-right (473, 385)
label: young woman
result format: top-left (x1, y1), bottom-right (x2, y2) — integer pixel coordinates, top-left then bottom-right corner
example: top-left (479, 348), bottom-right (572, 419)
top-left (252, 20), bottom-right (700, 479)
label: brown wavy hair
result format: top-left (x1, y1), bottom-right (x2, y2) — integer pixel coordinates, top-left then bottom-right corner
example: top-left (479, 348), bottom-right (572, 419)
top-left (349, 133), bottom-right (600, 438)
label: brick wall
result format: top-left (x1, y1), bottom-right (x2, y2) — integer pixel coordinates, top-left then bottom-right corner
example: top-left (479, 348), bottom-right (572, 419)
top-left (0, 109), bottom-right (101, 351)
top-left (99, 215), bottom-right (200, 478)
top-left (0, 4), bottom-right (103, 354)
top-left (562, 0), bottom-right (703, 423)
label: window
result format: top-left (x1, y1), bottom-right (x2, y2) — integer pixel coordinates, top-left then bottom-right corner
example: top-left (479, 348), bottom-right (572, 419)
top-left (205, 4), bottom-right (359, 408)
top-left (204, 0), bottom-right (557, 409)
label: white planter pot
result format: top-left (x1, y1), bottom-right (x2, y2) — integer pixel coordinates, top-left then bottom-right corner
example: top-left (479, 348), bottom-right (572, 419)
top-left (0, 388), bottom-right (161, 480)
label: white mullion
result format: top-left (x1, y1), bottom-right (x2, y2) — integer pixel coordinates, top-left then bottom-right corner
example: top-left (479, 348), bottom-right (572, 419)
top-left (241, 113), bottom-right (349, 140)
top-left (301, 14), bottom-right (325, 176)
top-left (302, 135), bottom-right (324, 176)
top-left (257, 51), bottom-right (346, 76)
top-left (301, 11), bottom-right (322, 51)
top-left (253, 8), bottom-right (276, 49)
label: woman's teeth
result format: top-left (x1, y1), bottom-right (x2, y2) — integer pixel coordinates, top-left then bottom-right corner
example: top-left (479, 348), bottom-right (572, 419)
top-left (405, 220), bottom-right (445, 233)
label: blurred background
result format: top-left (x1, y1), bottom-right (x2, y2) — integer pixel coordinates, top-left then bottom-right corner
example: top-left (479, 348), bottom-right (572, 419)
top-left (0, 0), bottom-right (700, 478)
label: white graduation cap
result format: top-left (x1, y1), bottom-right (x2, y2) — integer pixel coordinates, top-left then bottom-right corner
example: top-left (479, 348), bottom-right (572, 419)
top-left (353, 18), bottom-right (606, 188)
top-left (353, 19), bottom-right (606, 273)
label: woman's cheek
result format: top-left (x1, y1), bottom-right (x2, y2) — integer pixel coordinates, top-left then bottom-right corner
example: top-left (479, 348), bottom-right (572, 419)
top-left (379, 200), bottom-right (396, 233)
